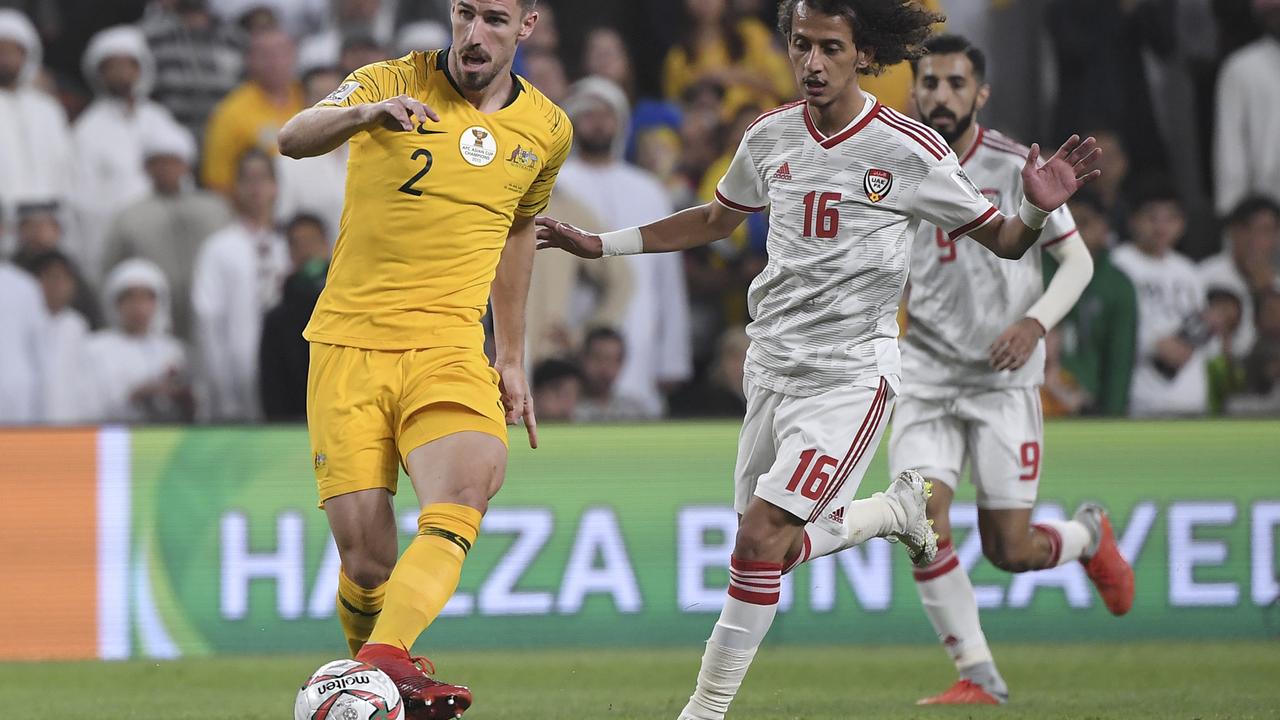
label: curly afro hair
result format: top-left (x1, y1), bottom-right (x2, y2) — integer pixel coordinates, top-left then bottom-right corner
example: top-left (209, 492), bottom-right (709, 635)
top-left (777, 0), bottom-right (944, 76)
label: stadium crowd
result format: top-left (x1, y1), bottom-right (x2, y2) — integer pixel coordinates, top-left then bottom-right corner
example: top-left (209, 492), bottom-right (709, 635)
top-left (0, 0), bottom-right (1277, 425)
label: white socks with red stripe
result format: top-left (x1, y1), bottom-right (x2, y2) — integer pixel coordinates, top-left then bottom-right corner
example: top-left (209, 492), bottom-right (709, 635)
top-left (912, 539), bottom-right (997, 671)
top-left (678, 558), bottom-right (782, 720)
top-left (783, 495), bottom-right (905, 572)
top-left (1033, 520), bottom-right (1091, 566)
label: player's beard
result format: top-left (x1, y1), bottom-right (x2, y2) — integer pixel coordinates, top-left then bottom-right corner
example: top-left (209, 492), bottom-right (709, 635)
top-left (927, 98), bottom-right (978, 144)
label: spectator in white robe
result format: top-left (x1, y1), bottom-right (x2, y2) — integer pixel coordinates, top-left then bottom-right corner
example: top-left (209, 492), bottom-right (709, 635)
top-left (191, 148), bottom-right (290, 422)
top-left (100, 119), bottom-right (232, 341)
top-left (1214, 0), bottom-right (1280, 214)
top-left (275, 65), bottom-right (346, 241)
top-left (73, 25), bottom-right (178, 280)
top-left (0, 260), bottom-right (49, 424)
top-left (0, 9), bottom-right (74, 257)
top-left (27, 250), bottom-right (91, 423)
top-left (557, 77), bottom-right (693, 417)
top-left (84, 258), bottom-right (191, 424)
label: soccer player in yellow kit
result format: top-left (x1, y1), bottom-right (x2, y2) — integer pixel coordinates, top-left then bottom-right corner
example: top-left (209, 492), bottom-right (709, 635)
top-left (277, 1), bottom-right (570, 716)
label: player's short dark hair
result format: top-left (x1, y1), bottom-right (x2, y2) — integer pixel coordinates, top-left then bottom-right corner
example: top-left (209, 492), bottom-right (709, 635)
top-left (532, 358), bottom-right (582, 391)
top-left (776, 0), bottom-right (944, 75)
top-left (910, 33), bottom-right (986, 81)
top-left (1223, 195), bottom-right (1280, 229)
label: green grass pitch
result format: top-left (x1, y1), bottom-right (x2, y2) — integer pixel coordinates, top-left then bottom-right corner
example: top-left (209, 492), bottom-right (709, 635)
top-left (5, 641), bottom-right (1278, 718)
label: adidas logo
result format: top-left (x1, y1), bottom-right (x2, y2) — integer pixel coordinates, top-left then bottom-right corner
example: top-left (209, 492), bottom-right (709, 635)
top-left (827, 506), bottom-right (845, 524)
top-left (772, 162), bottom-right (792, 181)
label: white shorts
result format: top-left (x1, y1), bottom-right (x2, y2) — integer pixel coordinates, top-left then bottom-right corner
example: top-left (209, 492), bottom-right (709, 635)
top-left (888, 387), bottom-right (1044, 510)
top-left (733, 376), bottom-right (895, 536)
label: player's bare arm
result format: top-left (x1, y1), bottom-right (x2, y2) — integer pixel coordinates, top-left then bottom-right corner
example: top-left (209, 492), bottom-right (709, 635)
top-left (493, 214), bottom-right (539, 449)
top-left (534, 200), bottom-right (748, 258)
top-left (278, 96), bottom-right (442, 159)
top-left (968, 134), bottom-right (1101, 259)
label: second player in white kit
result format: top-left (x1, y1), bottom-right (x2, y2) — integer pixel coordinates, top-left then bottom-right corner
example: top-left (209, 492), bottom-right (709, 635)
top-left (893, 34), bottom-right (1137, 707)
top-left (535, 3), bottom-right (1106, 717)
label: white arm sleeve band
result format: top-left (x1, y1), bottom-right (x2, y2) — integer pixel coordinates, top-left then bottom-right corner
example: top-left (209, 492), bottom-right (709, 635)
top-left (601, 227), bottom-right (644, 256)
top-left (1025, 232), bottom-right (1093, 331)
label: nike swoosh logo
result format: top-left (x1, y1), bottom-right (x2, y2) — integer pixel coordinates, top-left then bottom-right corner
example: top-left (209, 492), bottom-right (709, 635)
top-left (417, 129), bottom-right (448, 135)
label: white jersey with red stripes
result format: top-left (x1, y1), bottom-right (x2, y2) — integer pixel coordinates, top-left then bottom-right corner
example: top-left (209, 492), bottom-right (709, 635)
top-left (902, 126), bottom-right (1079, 395)
top-left (716, 93), bottom-right (999, 397)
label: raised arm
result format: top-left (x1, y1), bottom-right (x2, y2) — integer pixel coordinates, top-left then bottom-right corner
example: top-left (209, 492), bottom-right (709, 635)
top-left (969, 135), bottom-right (1101, 259)
top-left (534, 200), bottom-right (750, 258)
top-left (278, 95), bottom-right (440, 159)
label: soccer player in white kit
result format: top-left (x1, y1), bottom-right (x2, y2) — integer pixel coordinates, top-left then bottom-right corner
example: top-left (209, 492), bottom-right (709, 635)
top-left (536, 2), bottom-right (1102, 717)
top-left (892, 34), bottom-right (1136, 706)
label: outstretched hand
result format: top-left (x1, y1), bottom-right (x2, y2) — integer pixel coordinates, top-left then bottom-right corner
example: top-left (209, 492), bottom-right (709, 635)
top-left (496, 362), bottom-right (538, 449)
top-left (1022, 134), bottom-right (1102, 212)
top-left (534, 216), bottom-right (604, 259)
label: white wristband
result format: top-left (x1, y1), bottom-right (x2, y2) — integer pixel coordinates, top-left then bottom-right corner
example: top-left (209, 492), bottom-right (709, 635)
top-left (1018, 197), bottom-right (1050, 230)
top-left (600, 227), bottom-right (644, 256)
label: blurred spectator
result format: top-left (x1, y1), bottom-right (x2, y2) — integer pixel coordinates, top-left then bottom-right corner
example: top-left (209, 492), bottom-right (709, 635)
top-left (297, 0), bottom-right (391, 74)
top-left (13, 201), bottom-right (102, 328)
top-left (73, 24), bottom-right (177, 280)
top-left (668, 326), bottom-right (748, 418)
top-left (582, 26), bottom-right (635, 100)
top-left (336, 32), bottom-right (387, 75)
top-left (1197, 196), bottom-right (1280, 357)
top-left (209, 0), bottom-right (325, 37)
top-left (142, 0), bottom-right (244, 141)
top-left (1046, 0), bottom-right (1173, 178)
top-left (83, 258), bottom-right (191, 423)
top-left (101, 119), bottom-right (231, 340)
top-left (191, 149), bottom-right (289, 422)
top-left (1047, 193), bottom-right (1138, 417)
top-left (526, 191), bottom-right (633, 364)
top-left (392, 20), bottom-right (448, 60)
top-left (200, 29), bottom-right (302, 193)
top-left (1086, 128), bottom-right (1133, 232)
top-left (0, 258), bottom-right (48, 424)
top-left (1228, 288), bottom-right (1280, 414)
top-left (559, 77), bottom-right (693, 417)
top-left (1214, 0), bottom-right (1280, 214)
top-left (574, 327), bottom-right (648, 421)
top-left (1041, 328), bottom-right (1090, 417)
top-left (259, 213), bottom-right (329, 421)
top-left (1205, 287), bottom-right (1247, 413)
top-left (275, 65), bottom-right (346, 238)
top-left (531, 358), bottom-right (583, 422)
top-left (1112, 183), bottom-right (1212, 416)
top-left (235, 5), bottom-right (281, 34)
top-left (523, 49), bottom-right (568, 103)
top-left (662, 0), bottom-right (792, 118)
top-left (0, 9), bottom-right (74, 255)
top-left (27, 250), bottom-right (90, 423)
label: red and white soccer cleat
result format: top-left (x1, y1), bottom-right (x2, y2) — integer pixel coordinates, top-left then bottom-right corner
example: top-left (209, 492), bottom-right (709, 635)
top-left (355, 643), bottom-right (473, 719)
top-left (916, 679), bottom-right (1004, 705)
top-left (1076, 503), bottom-right (1135, 616)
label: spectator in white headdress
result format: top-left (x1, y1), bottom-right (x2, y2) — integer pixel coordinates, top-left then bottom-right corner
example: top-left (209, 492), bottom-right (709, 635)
top-left (0, 9), bottom-right (74, 257)
top-left (73, 24), bottom-right (179, 279)
top-left (84, 258), bottom-right (192, 423)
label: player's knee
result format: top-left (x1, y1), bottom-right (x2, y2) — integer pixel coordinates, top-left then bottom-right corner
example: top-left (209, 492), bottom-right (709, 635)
top-left (436, 484), bottom-right (491, 514)
top-left (343, 557), bottom-right (393, 588)
top-left (734, 509), bottom-right (798, 563)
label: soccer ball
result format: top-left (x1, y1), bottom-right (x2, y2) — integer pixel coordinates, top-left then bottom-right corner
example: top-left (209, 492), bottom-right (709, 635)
top-left (294, 659), bottom-right (403, 720)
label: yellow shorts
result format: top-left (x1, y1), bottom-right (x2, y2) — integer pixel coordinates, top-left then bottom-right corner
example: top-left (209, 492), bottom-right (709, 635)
top-left (307, 342), bottom-right (508, 505)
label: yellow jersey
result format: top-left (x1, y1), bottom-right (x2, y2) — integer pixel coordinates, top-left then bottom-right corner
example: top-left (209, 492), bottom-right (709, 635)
top-left (303, 49), bottom-right (573, 351)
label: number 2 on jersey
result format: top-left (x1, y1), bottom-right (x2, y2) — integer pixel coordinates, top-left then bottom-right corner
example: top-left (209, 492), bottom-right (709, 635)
top-left (397, 149), bottom-right (434, 197)
top-left (802, 191), bottom-right (841, 239)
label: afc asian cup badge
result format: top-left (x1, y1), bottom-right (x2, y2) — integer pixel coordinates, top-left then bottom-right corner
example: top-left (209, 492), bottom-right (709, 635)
top-left (460, 125), bottom-right (498, 166)
top-left (864, 168), bottom-right (893, 203)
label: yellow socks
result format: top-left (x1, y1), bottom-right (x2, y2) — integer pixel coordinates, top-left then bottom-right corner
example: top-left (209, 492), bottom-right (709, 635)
top-left (337, 569), bottom-right (385, 657)
top-left (366, 503), bottom-right (481, 651)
